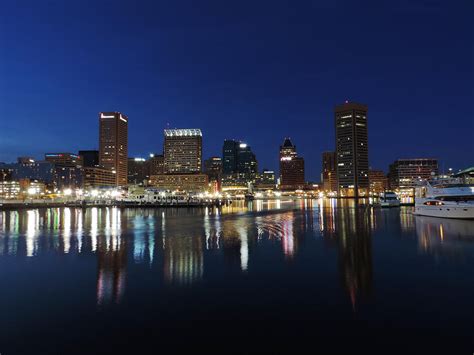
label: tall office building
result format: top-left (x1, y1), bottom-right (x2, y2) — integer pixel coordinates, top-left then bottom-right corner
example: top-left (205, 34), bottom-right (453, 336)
top-left (222, 139), bottom-right (240, 174)
top-left (321, 151), bottom-right (337, 193)
top-left (279, 138), bottom-right (305, 190)
top-left (221, 140), bottom-right (258, 185)
top-left (237, 143), bottom-right (258, 179)
top-left (163, 129), bottom-right (202, 174)
top-left (99, 112), bottom-right (128, 186)
top-left (335, 102), bottom-right (369, 197)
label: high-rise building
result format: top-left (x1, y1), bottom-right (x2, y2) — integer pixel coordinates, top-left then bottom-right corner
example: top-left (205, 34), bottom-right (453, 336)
top-left (322, 151), bottom-right (337, 193)
top-left (148, 154), bottom-right (165, 175)
top-left (221, 140), bottom-right (258, 186)
top-left (204, 157), bottom-right (222, 181)
top-left (163, 129), bottom-right (202, 174)
top-left (237, 143), bottom-right (258, 179)
top-left (389, 159), bottom-right (438, 190)
top-left (368, 169), bottom-right (388, 194)
top-left (79, 150), bottom-right (99, 167)
top-left (279, 138), bottom-right (305, 190)
top-left (99, 112), bottom-right (128, 186)
top-left (335, 102), bottom-right (369, 197)
top-left (222, 140), bottom-right (240, 174)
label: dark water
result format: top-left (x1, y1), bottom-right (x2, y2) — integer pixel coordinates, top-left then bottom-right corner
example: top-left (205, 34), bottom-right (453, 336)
top-left (0, 199), bottom-right (473, 354)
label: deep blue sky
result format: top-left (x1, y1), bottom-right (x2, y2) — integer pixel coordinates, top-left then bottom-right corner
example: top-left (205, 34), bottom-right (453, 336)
top-left (1, 0), bottom-right (473, 180)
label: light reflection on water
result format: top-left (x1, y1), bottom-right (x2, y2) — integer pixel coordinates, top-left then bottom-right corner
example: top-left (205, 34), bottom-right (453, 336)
top-left (0, 199), bottom-right (473, 308)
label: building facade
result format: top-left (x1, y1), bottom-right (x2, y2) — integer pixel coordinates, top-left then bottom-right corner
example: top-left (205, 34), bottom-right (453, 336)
top-left (163, 129), bottom-right (202, 174)
top-left (148, 154), bottom-right (165, 175)
top-left (128, 158), bottom-right (149, 185)
top-left (99, 112), bottom-right (128, 186)
top-left (321, 151), bottom-right (337, 193)
top-left (204, 157), bottom-right (222, 182)
top-left (368, 169), bottom-right (388, 194)
top-left (389, 159), bottom-right (438, 189)
top-left (335, 102), bottom-right (369, 197)
top-left (149, 174), bottom-right (209, 192)
top-left (79, 150), bottom-right (99, 167)
top-left (221, 140), bottom-right (258, 187)
top-left (255, 169), bottom-right (276, 189)
top-left (83, 167), bottom-right (116, 188)
top-left (279, 138), bottom-right (305, 190)
top-left (45, 153), bottom-right (83, 167)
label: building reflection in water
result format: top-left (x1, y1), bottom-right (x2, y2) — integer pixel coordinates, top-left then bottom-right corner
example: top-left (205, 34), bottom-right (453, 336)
top-left (95, 207), bottom-right (127, 306)
top-left (415, 215), bottom-right (474, 259)
top-left (319, 199), bottom-right (373, 309)
top-left (162, 233), bottom-right (204, 286)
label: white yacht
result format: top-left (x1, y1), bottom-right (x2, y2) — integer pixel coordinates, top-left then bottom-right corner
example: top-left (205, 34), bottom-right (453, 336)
top-left (379, 191), bottom-right (400, 207)
top-left (413, 178), bottom-right (474, 219)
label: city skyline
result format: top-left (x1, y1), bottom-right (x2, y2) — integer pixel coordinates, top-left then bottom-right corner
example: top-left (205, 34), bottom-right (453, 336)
top-left (1, 1), bottom-right (472, 180)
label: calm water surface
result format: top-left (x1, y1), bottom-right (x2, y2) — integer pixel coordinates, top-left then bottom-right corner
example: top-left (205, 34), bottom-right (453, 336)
top-left (0, 199), bottom-right (473, 354)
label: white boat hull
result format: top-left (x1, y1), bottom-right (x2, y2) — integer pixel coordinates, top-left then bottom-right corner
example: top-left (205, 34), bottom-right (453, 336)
top-left (413, 201), bottom-right (474, 219)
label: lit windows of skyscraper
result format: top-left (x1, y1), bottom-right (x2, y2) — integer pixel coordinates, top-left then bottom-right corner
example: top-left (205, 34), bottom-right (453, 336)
top-left (163, 129), bottom-right (202, 174)
top-left (221, 140), bottom-right (258, 186)
top-left (335, 102), bottom-right (369, 197)
top-left (322, 151), bottom-right (337, 193)
top-left (99, 112), bottom-right (128, 186)
top-left (279, 138), bottom-right (305, 190)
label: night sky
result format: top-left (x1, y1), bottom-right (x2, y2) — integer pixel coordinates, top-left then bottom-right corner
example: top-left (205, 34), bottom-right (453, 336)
top-left (1, 0), bottom-right (472, 180)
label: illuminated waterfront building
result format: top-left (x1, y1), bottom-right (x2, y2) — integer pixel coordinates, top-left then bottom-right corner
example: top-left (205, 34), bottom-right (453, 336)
top-left (79, 150), bottom-right (99, 167)
top-left (279, 138), bottom-right (305, 190)
top-left (0, 181), bottom-right (21, 199)
top-left (368, 169), bottom-right (388, 194)
top-left (255, 169), bottom-right (276, 189)
top-left (335, 102), bottom-right (369, 197)
top-left (163, 129), bottom-right (202, 174)
top-left (321, 151), bottom-right (337, 193)
top-left (388, 158), bottom-right (438, 189)
top-left (99, 112), bottom-right (128, 186)
top-left (83, 166), bottom-right (116, 188)
top-left (149, 173), bottom-right (209, 192)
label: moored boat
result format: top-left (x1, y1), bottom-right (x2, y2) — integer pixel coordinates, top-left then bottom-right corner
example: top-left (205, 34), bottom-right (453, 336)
top-left (379, 191), bottom-right (400, 207)
top-left (413, 178), bottom-right (474, 219)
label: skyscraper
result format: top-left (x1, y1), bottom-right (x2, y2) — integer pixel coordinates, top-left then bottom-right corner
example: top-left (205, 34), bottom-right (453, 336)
top-left (279, 138), bottom-right (305, 190)
top-left (322, 151), bottom-right (337, 193)
top-left (335, 102), bottom-right (369, 197)
top-left (99, 112), bottom-right (128, 186)
top-left (222, 139), bottom-right (240, 174)
top-left (163, 129), bottom-right (202, 174)
top-left (221, 140), bottom-right (258, 186)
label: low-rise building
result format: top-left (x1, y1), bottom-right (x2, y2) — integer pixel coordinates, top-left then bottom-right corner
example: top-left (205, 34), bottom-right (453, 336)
top-left (368, 169), bottom-right (388, 194)
top-left (149, 174), bottom-right (209, 192)
top-left (83, 167), bottom-right (116, 188)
